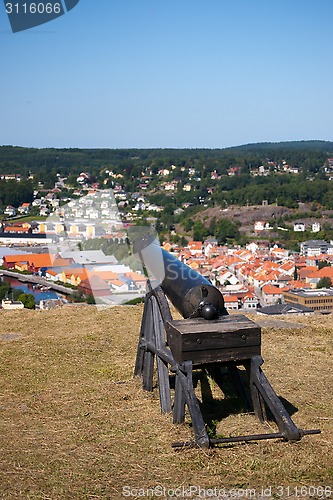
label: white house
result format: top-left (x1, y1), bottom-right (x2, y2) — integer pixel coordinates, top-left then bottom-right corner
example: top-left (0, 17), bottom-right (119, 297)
top-left (4, 205), bottom-right (16, 217)
top-left (109, 279), bottom-right (129, 293)
top-left (45, 269), bottom-right (63, 281)
top-left (18, 203), bottom-right (31, 214)
top-left (1, 299), bottom-right (24, 310)
top-left (218, 271), bottom-right (239, 286)
top-left (312, 222), bottom-right (321, 233)
top-left (294, 222), bottom-right (305, 232)
top-left (246, 242), bottom-right (259, 254)
top-left (254, 221), bottom-right (271, 232)
top-left (223, 295), bottom-right (239, 311)
top-left (241, 293), bottom-right (260, 310)
top-left (261, 284), bottom-right (285, 305)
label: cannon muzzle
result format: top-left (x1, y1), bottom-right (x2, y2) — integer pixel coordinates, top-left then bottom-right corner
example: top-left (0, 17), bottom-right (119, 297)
top-left (133, 234), bottom-right (227, 319)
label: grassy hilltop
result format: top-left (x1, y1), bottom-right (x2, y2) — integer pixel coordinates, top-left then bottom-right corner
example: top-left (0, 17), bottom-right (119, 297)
top-left (0, 306), bottom-right (332, 498)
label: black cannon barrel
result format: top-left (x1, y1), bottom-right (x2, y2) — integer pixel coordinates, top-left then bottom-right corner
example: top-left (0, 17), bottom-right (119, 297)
top-left (160, 249), bottom-right (227, 319)
top-left (133, 235), bottom-right (227, 320)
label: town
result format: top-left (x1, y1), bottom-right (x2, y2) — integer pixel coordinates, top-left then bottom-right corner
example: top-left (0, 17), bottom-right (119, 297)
top-left (1, 205), bottom-right (332, 314)
top-left (1, 145), bottom-right (333, 313)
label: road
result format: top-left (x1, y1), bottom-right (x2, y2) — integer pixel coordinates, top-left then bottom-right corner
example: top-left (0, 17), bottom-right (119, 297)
top-left (0, 269), bottom-right (75, 295)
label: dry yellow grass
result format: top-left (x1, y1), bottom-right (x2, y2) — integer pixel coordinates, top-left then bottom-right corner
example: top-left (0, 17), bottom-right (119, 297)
top-left (0, 306), bottom-right (332, 499)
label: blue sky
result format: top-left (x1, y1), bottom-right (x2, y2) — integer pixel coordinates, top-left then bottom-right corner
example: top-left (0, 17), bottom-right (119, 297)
top-left (0, 0), bottom-right (332, 148)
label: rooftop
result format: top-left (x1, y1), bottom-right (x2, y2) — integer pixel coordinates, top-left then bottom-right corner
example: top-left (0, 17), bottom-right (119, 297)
top-left (285, 288), bottom-right (333, 297)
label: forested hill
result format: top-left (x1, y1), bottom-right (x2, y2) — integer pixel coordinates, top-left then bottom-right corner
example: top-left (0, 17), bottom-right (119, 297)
top-left (0, 140), bottom-right (332, 192)
top-left (1, 140), bottom-right (333, 176)
top-left (227, 140), bottom-right (333, 151)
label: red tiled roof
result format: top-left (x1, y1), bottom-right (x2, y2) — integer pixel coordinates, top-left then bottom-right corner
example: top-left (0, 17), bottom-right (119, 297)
top-left (262, 284), bottom-right (282, 295)
top-left (223, 295), bottom-right (239, 302)
top-left (4, 226), bottom-right (29, 233)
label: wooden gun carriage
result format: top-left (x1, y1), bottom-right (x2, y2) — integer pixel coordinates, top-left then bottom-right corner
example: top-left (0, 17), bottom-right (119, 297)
top-left (134, 238), bottom-right (320, 448)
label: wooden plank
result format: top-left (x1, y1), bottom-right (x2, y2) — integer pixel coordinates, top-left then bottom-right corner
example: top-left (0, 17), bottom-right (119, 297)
top-left (175, 345), bottom-right (261, 365)
top-left (250, 355), bottom-right (301, 441)
top-left (152, 295), bottom-right (172, 414)
top-left (178, 324), bottom-right (260, 338)
top-left (153, 286), bottom-right (173, 325)
top-left (134, 296), bottom-right (151, 377)
top-left (168, 315), bottom-right (258, 333)
top-left (181, 328), bottom-right (260, 350)
top-left (167, 327), bottom-right (261, 359)
top-left (173, 371), bottom-right (186, 423)
top-left (142, 299), bottom-right (155, 392)
top-left (166, 328), bottom-right (183, 363)
top-left (177, 361), bottom-right (210, 448)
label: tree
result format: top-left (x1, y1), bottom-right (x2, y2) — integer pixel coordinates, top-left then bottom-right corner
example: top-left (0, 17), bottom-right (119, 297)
top-left (318, 260), bottom-right (331, 270)
top-left (214, 218), bottom-right (240, 245)
top-left (86, 294), bottom-right (96, 304)
top-left (0, 280), bottom-right (11, 300)
top-left (317, 277), bottom-right (332, 289)
top-left (192, 221), bottom-right (209, 241)
top-left (17, 293), bottom-right (36, 309)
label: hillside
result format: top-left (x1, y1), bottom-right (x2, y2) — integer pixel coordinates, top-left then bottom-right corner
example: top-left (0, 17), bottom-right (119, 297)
top-left (0, 306), bottom-right (332, 498)
top-left (192, 204), bottom-right (294, 234)
top-left (190, 203), bottom-right (333, 235)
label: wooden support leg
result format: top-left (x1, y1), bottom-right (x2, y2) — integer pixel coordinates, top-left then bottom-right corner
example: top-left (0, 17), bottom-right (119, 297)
top-left (250, 356), bottom-right (301, 441)
top-left (173, 369), bottom-right (186, 424)
top-left (227, 362), bottom-right (252, 412)
top-left (245, 359), bottom-right (266, 422)
top-left (134, 295), bottom-right (151, 377)
top-left (151, 295), bottom-right (172, 413)
top-left (142, 299), bottom-right (155, 392)
top-left (174, 361), bottom-right (210, 448)
top-left (250, 378), bottom-right (267, 423)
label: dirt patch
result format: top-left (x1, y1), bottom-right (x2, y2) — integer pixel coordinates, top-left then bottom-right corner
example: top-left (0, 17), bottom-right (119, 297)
top-left (193, 205), bottom-right (294, 233)
top-left (0, 306), bottom-right (332, 498)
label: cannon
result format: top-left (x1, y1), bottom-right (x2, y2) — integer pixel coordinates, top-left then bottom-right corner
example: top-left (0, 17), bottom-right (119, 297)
top-left (133, 234), bottom-right (227, 320)
top-left (134, 236), bottom-right (320, 448)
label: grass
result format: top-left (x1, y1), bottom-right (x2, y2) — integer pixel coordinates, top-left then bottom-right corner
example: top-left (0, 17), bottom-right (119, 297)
top-left (0, 306), bottom-right (332, 499)
top-left (3, 215), bottom-right (48, 223)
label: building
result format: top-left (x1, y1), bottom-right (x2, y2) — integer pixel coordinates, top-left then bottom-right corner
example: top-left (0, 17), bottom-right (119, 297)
top-left (241, 293), bottom-right (260, 310)
top-left (78, 275), bottom-right (111, 297)
top-left (223, 295), bottom-right (239, 311)
top-left (257, 303), bottom-right (313, 316)
top-left (283, 288), bottom-right (333, 313)
top-left (187, 241), bottom-right (203, 256)
top-left (300, 240), bottom-right (333, 257)
top-left (0, 232), bottom-right (53, 245)
top-left (1, 299), bottom-right (24, 310)
top-left (261, 284), bottom-right (285, 305)
top-left (18, 202), bottom-right (31, 215)
top-left (312, 222), bottom-right (321, 233)
top-left (4, 205), bottom-right (16, 217)
top-left (305, 266), bottom-right (333, 288)
top-left (254, 221), bottom-right (271, 232)
top-left (3, 253), bottom-right (55, 272)
top-left (59, 250), bottom-right (117, 266)
top-left (294, 222), bottom-right (305, 232)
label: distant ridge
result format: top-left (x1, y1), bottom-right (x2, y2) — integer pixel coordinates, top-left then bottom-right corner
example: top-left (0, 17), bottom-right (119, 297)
top-left (225, 140), bottom-right (333, 152)
top-left (1, 140), bottom-right (333, 152)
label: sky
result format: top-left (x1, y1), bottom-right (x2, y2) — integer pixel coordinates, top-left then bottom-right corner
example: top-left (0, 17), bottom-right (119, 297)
top-left (0, 0), bottom-right (332, 149)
